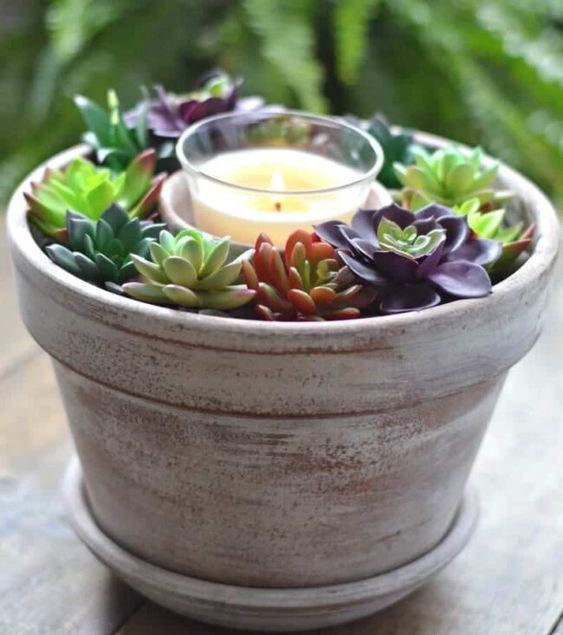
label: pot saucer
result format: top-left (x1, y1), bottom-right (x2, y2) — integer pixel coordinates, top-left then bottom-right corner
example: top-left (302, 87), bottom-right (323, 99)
top-left (63, 456), bottom-right (478, 632)
top-left (158, 170), bottom-right (393, 255)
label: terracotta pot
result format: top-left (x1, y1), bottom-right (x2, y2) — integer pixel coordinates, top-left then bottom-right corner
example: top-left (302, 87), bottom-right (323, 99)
top-left (7, 135), bottom-right (559, 629)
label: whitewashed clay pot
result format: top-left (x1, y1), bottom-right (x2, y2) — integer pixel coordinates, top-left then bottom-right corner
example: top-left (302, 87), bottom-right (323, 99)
top-left (7, 133), bottom-right (559, 631)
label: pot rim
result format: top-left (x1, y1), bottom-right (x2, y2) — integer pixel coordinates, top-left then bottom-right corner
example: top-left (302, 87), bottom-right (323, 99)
top-left (7, 133), bottom-right (559, 351)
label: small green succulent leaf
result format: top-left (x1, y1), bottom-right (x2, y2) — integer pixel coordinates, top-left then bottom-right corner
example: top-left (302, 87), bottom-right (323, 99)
top-left (119, 260), bottom-right (138, 282)
top-left (495, 222), bottom-right (524, 244)
top-left (67, 213), bottom-right (95, 252)
top-left (159, 230), bottom-right (176, 255)
top-left (119, 149), bottom-right (155, 208)
top-left (74, 95), bottom-right (112, 146)
top-left (196, 286), bottom-right (255, 310)
top-left (446, 163), bottom-right (474, 194)
top-left (162, 256), bottom-right (198, 287)
top-left (74, 252), bottom-right (102, 282)
top-left (122, 282), bottom-right (171, 304)
top-left (95, 218), bottom-right (115, 251)
top-left (468, 208), bottom-right (505, 239)
top-left (195, 260), bottom-right (242, 290)
top-left (178, 237), bottom-right (204, 273)
top-left (162, 284), bottom-right (201, 307)
top-left (130, 254), bottom-right (169, 284)
top-left (200, 237), bottom-right (230, 278)
top-left (94, 252), bottom-right (119, 283)
top-left (45, 244), bottom-right (82, 277)
top-left (453, 198), bottom-right (481, 217)
top-left (141, 221), bottom-right (166, 240)
top-left (116, 219), bottom-right (142, 251)
top-left (149, 242), bottom-right (169, 266)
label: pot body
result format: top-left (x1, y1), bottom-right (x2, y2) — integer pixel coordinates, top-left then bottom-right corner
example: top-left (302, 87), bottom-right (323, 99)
top-left (7, 140), bottom-right (559, 588)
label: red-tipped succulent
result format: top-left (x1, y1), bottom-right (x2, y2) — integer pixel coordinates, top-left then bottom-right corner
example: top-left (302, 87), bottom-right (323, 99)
top-left (242, 230), bottom-right (377, 321)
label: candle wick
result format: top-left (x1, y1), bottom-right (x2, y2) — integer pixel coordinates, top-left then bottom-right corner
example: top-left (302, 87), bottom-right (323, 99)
top-left (275, 201), bottom-right (282, 212)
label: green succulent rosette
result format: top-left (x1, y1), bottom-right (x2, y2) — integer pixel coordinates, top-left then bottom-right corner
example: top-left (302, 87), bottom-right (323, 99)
top-left (25, 150), bottom-right (166, 240)
top-left (123, 229), bottom-right (255, 311)
top-left (45, 204), bottom-right (164, 290)
top-left (394, 145), bottom-right (513, 210)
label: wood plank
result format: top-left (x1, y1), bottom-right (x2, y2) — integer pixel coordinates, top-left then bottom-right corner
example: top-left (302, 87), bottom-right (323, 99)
top-left (117, 252), bottom-right (563, 634)
top-left (0, 355), bottom-right (144, 634)
top-left (0, 217), bottom-right (38, 374)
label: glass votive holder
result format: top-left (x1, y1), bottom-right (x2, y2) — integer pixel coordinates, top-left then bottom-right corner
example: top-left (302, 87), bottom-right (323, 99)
top-left (176, 110), bottom-right (384, 247)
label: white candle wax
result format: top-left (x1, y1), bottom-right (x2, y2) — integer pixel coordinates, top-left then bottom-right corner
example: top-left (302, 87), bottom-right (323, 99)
top-left (188, 148), bottom-right (368, 247)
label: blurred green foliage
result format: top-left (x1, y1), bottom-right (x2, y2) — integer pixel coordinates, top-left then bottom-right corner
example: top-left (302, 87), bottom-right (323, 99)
top-left (2, 0), bottom-right (563, 204)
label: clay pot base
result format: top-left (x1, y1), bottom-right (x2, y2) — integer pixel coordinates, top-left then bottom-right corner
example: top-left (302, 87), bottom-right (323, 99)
top-left (63, 457), bottom-right (478, 632)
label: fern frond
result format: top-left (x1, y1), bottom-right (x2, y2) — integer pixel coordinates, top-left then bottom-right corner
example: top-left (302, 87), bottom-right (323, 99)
top-left (333, 0), bottom-right (381, 85)
top-left (243, 0), bottom-right (326, 112)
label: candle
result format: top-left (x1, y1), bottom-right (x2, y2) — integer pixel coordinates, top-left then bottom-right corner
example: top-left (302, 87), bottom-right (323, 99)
top-left (177, 111), bottom-right (383, 247)
top-left (189, 148), bottom-right (367, 246)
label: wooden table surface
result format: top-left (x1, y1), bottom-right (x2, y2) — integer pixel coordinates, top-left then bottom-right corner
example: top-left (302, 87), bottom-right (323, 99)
top-left (1, 215), bottom-right (562, 635)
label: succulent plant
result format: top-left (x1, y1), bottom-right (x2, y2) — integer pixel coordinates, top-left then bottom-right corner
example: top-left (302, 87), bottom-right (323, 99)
top-left (364, 114), bottom-right (417, 189)
top-left (394, 145), bottom-right (513, 211)
top-left (122, 229), bottom-right (255, 311)
top-left (25, 150), bottom-right (166, 240)
top-left (74, 89), bottom-right (149, 172)
top-left (453, 197), bottom-right (534, 273)
top-left (241, 230), bottom-right (377, 321)
top-left (315, 204), bottom-right (502, 314)
top-left (125, 69), bottom-right (263, 140)
top-left (45, 204), bottom-right (165, 290)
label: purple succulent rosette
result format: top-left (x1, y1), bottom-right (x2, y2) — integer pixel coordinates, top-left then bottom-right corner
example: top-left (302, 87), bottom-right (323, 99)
top-left (126, 70), bottom-right (263, 139)
top-left (315, 203), bottom-right (502, 314)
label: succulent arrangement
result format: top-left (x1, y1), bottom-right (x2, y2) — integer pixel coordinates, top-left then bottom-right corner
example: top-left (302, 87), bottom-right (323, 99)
top-left (395, 145), bottom-right (534, 273)
top-left (123, 229), bottom-right (255, 311)
top-left (363, 115), bottom-right (417, 189)
top-left (75, 70), bottom-right (263, 172)
top-left (25, 150), bottom-right (166, 239)
top-left (23, 72), bottom-right (534, 320)
top-left (74, 89), bottom-right (149, 172)
top-left (125, 69), bottom-right (262, 141)
top-left (46, 204), bottom-right (165, 291)
top-left (395, 145), bottom-right (512, 210)
top-left (242, 230), bottom-right (377, 321)
top-left (316, 204), bottom-right (501, 313)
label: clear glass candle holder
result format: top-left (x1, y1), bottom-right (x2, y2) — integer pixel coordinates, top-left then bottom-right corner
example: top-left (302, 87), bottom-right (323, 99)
top-left (176, 110), bottom-right (384, 247)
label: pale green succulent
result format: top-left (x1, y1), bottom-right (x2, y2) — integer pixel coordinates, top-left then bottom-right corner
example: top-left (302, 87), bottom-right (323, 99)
top-left (453, 197), bottom-right (533, 272)
top-left (376, 216), bottom-right (445, 259)
top-left (122, 229), bottom-right (256, 311)
top-left (394, 145), bottom-right (513, 211)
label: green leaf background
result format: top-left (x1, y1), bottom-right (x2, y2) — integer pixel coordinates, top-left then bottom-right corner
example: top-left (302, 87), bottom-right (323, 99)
top-left (2, 0), bottom-right (563, 206)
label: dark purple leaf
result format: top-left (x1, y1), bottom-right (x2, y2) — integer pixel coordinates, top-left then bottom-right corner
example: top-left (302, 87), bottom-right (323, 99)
top-left (447, 238), bottom-right (502, 266)
top-left (380, 284), bottom-right (441, 314)
top-left (439, 215), bottom-right (469, 255)
top-left (416, 241), bottom-right (445, 278)
top-left (351, 209), bottom-right (378, 244)
top-left (412, 218), bottom-right (441, 235)
top-left (373, 204), bottom-right (414, 230)
top-left (427, 261), bottom-right (492, 297)
top-left (338, 251), bottom-right (387, 286)
top-left (350, 238), bottom-right (377, 261)
top-left (371, 251), bottom-right (418, 283)
top-left (415, 203), bottom-right (455, 221)
top-left (314, 221), bottom-right (349, 249)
